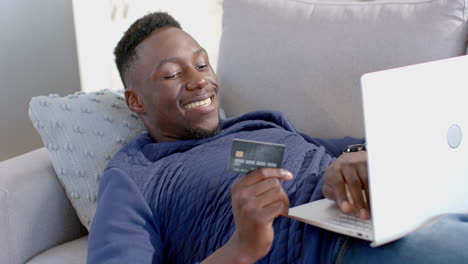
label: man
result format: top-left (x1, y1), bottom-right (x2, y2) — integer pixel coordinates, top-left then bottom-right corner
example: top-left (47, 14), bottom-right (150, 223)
top-left (88, 12), bottom-right (468, 263)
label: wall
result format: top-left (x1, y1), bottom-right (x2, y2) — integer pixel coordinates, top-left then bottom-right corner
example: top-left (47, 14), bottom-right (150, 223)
top-left (0, 0), bottom-right (81, 161)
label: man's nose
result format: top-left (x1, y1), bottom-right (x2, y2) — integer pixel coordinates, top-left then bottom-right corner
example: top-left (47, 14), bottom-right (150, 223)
top-left (186, 69), bottom-right (208, 90)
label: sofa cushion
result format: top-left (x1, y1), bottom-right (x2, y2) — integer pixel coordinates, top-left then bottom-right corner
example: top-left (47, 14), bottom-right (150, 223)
top-left (0, 148), bottom-right (87, 264)
top-left (26, 236), bottom-right (88, 264)
top-left (218, 0), bottom-right (468, 138)
top-left (29, 90), bottom-right (146, 230)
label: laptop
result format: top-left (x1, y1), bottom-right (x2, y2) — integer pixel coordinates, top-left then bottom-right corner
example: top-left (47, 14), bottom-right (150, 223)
top-left (287, 55), bottom-right (468, 247)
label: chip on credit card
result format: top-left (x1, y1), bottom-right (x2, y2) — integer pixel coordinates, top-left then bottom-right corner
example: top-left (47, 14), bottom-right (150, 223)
top-left (228, 138), bottom-right (285, 173)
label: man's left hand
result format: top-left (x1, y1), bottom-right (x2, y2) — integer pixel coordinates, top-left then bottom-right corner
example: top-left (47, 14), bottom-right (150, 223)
top-left (322, 151), bottom-right (370, 219)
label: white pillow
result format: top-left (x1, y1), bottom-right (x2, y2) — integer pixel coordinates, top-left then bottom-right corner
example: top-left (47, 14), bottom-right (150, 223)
top-left (29, 89), bottom-right (146, 230)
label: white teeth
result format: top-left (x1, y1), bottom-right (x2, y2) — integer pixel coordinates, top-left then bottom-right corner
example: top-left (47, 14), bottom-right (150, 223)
top-left (184, 97), bottom-right (212, 109)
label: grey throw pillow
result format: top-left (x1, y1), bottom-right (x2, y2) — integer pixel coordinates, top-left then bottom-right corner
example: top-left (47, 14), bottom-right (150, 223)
top-left (29, 89), bottom-right (146, 230)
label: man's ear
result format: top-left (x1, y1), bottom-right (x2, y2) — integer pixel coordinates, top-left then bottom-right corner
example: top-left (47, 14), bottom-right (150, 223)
top-left (125, 90), bottom-right (145, 114)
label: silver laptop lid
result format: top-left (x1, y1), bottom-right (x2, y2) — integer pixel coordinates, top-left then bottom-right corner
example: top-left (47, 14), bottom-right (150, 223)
top-left (361, 55), bottom-right (468, 247)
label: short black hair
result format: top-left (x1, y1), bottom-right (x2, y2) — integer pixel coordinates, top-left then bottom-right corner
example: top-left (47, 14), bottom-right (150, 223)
top-left (114, 12), bottom-right (181, 88)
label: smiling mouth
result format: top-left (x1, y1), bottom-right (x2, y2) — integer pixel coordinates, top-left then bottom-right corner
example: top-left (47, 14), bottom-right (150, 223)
top-left (183, 96), bottom-right (214, 110)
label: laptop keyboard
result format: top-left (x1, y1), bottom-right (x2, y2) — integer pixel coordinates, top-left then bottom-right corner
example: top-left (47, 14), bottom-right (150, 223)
top-left (330, 213), bottom-right (373, 232)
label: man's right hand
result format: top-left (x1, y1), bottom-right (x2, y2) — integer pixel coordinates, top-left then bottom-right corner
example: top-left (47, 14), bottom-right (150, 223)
top-left (228, 168), bottom-right (293, 263)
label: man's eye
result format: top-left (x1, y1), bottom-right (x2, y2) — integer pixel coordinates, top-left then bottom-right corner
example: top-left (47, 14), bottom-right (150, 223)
top-left (163, 72), bottom-right (180, 79)
top-left (196, 64), bottom-right (207, 70)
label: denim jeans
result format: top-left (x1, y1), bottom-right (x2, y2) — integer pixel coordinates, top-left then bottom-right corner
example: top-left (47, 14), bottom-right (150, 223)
top-left (332, 214), bottom-right (468, 264)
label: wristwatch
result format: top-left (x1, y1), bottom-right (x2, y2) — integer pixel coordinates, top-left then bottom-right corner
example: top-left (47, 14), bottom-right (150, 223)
top-left (343, 143), bottom-right (366, 153)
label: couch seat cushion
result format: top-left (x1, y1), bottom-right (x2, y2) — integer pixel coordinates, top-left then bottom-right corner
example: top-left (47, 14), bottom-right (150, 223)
top-left (26, 236), bottom-right (88, 264)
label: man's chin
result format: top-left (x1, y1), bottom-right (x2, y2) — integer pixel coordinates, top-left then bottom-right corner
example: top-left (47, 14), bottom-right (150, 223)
top-left (184, 122), bottom-right (221, 140)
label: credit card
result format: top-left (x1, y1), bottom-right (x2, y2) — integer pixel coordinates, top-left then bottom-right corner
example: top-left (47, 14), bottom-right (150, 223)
top-left (228, 138), bottom-right (285, 173)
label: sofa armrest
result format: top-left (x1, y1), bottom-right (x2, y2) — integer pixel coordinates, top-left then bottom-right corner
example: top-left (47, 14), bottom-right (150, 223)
top-left (0, 148), bottom-right (87, 264)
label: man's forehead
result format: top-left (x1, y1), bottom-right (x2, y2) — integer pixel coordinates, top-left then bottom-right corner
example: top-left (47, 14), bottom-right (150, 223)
top-left (127, 27), bottom-right (202, 88)
top-left (136, 27), bottom-right (200, 63)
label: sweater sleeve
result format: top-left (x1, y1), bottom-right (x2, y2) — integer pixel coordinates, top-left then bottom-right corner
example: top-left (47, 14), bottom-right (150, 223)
top-left (299, 133), bottom-right (365, 158)
top-left (87, 168), bottom-right (163, 264)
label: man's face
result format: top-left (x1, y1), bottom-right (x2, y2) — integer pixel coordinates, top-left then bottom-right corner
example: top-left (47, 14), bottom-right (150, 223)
top-left (126, 27), bottom-right (220, 142)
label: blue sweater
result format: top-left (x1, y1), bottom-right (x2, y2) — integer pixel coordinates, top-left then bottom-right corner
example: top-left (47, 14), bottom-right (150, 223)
top-left (87, 110), bottom-right (363, 263)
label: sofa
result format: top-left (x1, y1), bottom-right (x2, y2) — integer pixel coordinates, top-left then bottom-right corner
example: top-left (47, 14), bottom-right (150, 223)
top-left (1, 0), bottom-right (467, 263)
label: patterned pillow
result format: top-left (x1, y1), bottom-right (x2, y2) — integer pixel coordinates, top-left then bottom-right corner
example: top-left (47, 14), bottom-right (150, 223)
top-left (29, 89), bottom-right (146, 230)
